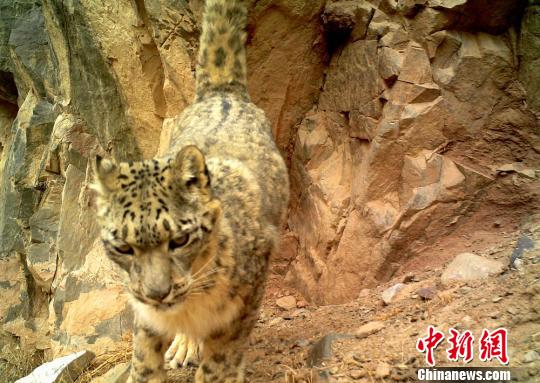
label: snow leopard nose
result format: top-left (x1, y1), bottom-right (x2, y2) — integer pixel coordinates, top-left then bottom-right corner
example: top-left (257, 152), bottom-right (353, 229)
top-left (145, 285), bottom-right (171, 302)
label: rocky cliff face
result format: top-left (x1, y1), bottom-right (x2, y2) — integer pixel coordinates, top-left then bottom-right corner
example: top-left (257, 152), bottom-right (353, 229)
top-left (0, 0), bottom-right (538, 361)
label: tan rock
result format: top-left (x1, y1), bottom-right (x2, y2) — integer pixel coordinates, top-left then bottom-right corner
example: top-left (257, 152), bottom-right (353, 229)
top-left (428, 0), bottom-right (466, 7)
top-left (355, 321), bottom-right (385, 338)
top-left (248, 0), bottom-right (326, 150)
top-left (276, 295), bottom-right (297, 310)
top-left (375, 362), bottom-right (391, 378)
top-left (71, 0), bottom-right (168, 158)
top-left (366, 9), bottom-right (400, 40)
top-left (319, 40), bottom-right (383, 112)
top-left (412, 7), bottom-right (452, 38)
top-left (378, 47), bottom-right (403, 82)
top-left (398, 42), bottom-right (432, 84)
top-left (318, 210), bottom-right (382, 304)
top-left (364, 193), bottom-right (400, 234)
top-left (388, 81), bottom-right (441, 105)
top-left (288, 111), bottom-right (354, 303)
top-left (441, 253), bottom-right (505, 285)
top-left (322, 1), bottom-right (376, 41)
top-left (381, 283), bottom-right (406, 305)
top-left (379, 26), bottom-right (409, 48)
top-left (433, 31), bottom-right (512, 90)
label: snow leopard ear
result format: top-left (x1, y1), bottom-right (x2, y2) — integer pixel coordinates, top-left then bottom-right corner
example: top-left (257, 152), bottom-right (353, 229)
top-left (93, 155), bottom-right (120, 194)
top-left (173, 145), bottom-right (210, 191)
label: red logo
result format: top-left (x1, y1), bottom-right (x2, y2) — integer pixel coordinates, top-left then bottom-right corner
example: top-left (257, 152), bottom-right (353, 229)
top-left (417, 327), bottom-right (509, 366)
top-left (479, 328), bottom-right (509, 365)
top-left (446, 328), bottom-right (474, 363)
top-left (416, 325), bottom-right (445, 366)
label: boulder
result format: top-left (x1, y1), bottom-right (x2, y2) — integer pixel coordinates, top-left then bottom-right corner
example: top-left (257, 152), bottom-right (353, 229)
top-left (441, 253), bottom-right (505, 284)
top-left (322, 1), bottom-right (376, 41)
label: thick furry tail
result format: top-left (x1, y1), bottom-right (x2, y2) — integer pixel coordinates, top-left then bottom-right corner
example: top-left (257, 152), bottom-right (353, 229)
top-left (195, 0), bottom-right (248, 101)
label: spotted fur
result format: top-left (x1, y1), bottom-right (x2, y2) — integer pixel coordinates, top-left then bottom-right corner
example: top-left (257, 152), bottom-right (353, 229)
top-left (93, 0), bottom-right (289, 382)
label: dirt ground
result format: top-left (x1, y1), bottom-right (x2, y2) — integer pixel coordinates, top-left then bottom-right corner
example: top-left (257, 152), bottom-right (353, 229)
top-left (162, 216), bottom-right (540, 382)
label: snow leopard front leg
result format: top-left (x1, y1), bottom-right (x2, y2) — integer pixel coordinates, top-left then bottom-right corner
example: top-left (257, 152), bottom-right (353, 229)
top-left (128, 319), bottom-right (168, 383)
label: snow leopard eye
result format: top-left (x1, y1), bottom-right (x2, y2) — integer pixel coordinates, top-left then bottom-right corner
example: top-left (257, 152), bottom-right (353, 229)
top-left (113, 243), bottom-right (134, 255)
top-left (169, 234), bottom-right (190, 251)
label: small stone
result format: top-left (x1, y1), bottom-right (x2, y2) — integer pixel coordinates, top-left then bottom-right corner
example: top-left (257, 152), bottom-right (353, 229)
top-left (349, 369), bottom-right (366, 379)
top-left (459, 286), bottom-right (473, 294)
top-left (269, 317), bottom-right (284, 326)
top-left (402, 274), bottom-right (416, 283)
top-left (297, 300), bottom-right (308, 308)
top-left (417, 287), bottom-right (436, 300)
top-left (382, 283), bottom-right (406, 305)
top-left (492, 296), bottom-right (503, 303)
top-left (375, 362), bottom-right (391, 378)
top-left (523, 350), bottom-right (540, 363)
top-left (276, 295), bottom-right (297, 310)
top-left (291, 309), bottom-right (309, 318)
top-left (462, 315), bottom-right (475, 327)
top-left (358, 288), bottom-right (371, 298)
top-left (507, 307), bottom-right (519, 315)
top-left (295, 339), bottom-right (310, 348)
top-left (512, 258), bottom-right (523, 270)
top-left (355, 321), bottom-right (385, 339)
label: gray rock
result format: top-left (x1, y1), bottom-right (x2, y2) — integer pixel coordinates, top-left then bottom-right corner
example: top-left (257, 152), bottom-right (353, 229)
top-left (417, 287), bottom-right (436, 300)
top-left (15, 350), bottom-right (95, 383)
top-left (0, 0), bottom-right (38, 73)
top-left (43, 2), bottom-right (141, 161)
top-left (520, 5), bottom-right (540, 113)
top-left (9, 7), bottom-right (58, 99)
top-left (307, 333), bottom-right (338, 367)
top-left (523, 350), bottom-right (540, 363)
top-left (510, 233), bottom-right (536, 267)
top-left (307, 333), bottom-right (351, 367)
